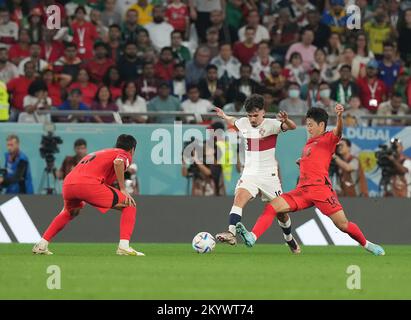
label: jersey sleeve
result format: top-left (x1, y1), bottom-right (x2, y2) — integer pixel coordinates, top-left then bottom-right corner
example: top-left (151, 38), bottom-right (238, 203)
top-left (267, 119), bottom-right (282, 135)
top-left (326, 131), bottom-right (341, 150)
top-left (234, 117), bottom-right (248, 131)
top-left (114, 151), bottom-right (130, 170)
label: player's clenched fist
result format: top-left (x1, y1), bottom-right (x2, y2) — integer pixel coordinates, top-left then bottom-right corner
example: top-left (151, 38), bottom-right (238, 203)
top-left (213, 106), bottom-right (226, 119)
top-left (335, 103), bottom-right (344, 116)
top-left (277, 111), bottom-right (289, 122)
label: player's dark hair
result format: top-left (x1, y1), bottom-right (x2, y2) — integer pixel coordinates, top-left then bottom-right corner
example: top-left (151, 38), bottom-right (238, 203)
top-left (74, 138), bottom-right (87, 148)
top-left (306, 108), bottom-right (329, 129)
top-left (116, 134), bottom-right (137, 152)
top-left (244, 94), bottom-right (265, 113)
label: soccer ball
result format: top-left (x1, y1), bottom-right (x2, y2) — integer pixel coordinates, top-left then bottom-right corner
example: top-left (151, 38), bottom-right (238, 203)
top-left (192, 232), bottom-right (216, 253)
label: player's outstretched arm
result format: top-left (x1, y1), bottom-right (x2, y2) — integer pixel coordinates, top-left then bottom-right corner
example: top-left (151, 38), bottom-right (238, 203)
top-left (114, 159), bottom-right (136, 207)
top-left (213, 106), bottom-right (239, 131)
top-left (277, 111), bottom-right (297, 132)
top-left (333, 103), bottom-right (344, 137)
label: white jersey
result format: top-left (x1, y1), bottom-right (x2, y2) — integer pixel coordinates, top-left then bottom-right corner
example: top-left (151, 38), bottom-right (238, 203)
top-left (235, 117), bottom-right (283, 176)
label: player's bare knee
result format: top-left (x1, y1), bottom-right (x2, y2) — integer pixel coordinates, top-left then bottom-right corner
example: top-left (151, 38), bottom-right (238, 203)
top-left (336, 220), bottom-right (349, 232)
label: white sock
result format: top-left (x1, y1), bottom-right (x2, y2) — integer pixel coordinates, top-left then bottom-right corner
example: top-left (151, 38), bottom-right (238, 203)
top-left (39, 238), bottom-right (49, 248)
top-left (228, 206), bottom-right (243, 236)
top-left (251, 232), bottom-right (257, 241)
top-left (283, 233), bottom-right (293, 242)
top-left (278, 218), bottom-right (291, 229)
top-left (119, 239), bottom-right (129, 249)
top-left (364, 240), bottom-right (371, 249)
top-left (228, 225), bottom-right (236, 235)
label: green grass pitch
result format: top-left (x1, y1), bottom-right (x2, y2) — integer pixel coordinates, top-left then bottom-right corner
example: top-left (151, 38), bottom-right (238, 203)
top-left (0, 243), bottom-right (410, 299)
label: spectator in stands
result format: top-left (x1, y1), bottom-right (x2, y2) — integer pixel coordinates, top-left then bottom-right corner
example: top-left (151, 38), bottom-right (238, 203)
top-left (352, 32), bottom-right (374, 79)
top-left (0, 80), bottom-right (8, 122)
top-left (27, 8), bottom-right (43, 43)
top-left (198, 64), bottom-right (225, 107)
top-left (238, 9), bottom-right (269, 44)
top-left (129, 0), bottom-right (153, 26)
top-left (71, 5), bottom-right (99, 60)
top-left (270, 7), bottom-right (299, 58)
top-left (233, 26), bottom-right (257, 65)
top-left (106, 24), bottom-right (123, 62)
top-left (314, 81), bottom-right (338, 117)
top-left (325, 32), bottom-right (343, 69)
top-left (321, 0), bottom-right (347, 35)
top-left (374, 93), bottom-right (409, 127)
top-left (103, 66), bottom-right (123, 101)
top-left (69, 68), bottom-right (98, 107)
top-left (58, 88), bottom-right (90, 123)
top-left (155, 47), bottom-right (176, 81)
top-left (306, 9), bottom-right (331, 49)
top-left (331, 65), bottom-right (359, 106)
top-left (186, 46), bottom-right (211, 86)
top-left (18, 42), bottom-right (48, 76)
top-left (393, 67), bottom-right (410, 105)
top-left (170, 63), bottom-right (188, 101)
top-left (263, 61), bottom-right (287, 102)
top-left (313, 48), bottom-right (336, 84)
top-left (42, 68), bottom-right (65, 108)
top-left (204, 27), bottom-right (220, 59)
top-left (0, 47), bottom-right (18, 83)
top-left (165, 0), bottom-right (189, 37)
top-left (279, 82), bottom-right (307, 115)
top-left (289, 0), bottom-right (315, 27)
top-left (209, 9), bottom-right (237, 44)
top-left (135, 28), bottom-right (156, 61)
top-left (364, 6), bottom-right (391, 59)
top-left (171, 30), bottom-right (191, 63)
top-left (117, 80), bottom-right (147, 123)
top-left (182, 84), bottom-right (214, 123)
top-left (53, 42), bottom-right (82, 82)
top-left (378, 41), bottom-right (402, 94)
top-left (357, 59), bottom-right (387, 113)
top-left (7, 0), bottom-right (30, 27)
top-left (90, 85), bottom-right (119, 123)
top-left (7, 61), bottom-right (36, 121)
top-left (223, 92), bottom-right (246, 113)
top-left (250, 40), bottom-right (274, 83)
top-left (117, 42), bottom-right (144, 82)
top-left (85, 42), bottom-right (114, 84)
top-left (190, 0), bottom-right (226, 43)
top-left (211, 43), bottom-right (240, 89)
top-left (0, 134), bottom-right (33, 194)
top-left (136, 61), bottom-right (160, 101)
top-left (283, 51), bottom-right (309, 87)
top-left (145, 5), bottom-right (174, 52)
top-left (121, 9), bottom-right (144, 45)
top-left (344, 95), bottom-right (369, 127)
top-left (101, 0), bottom-right (122, 27)
top-left (8, 28), bottom-right (31, 66)
top-left (332, 138), bottom-right (368, 197)
top-left (301, 68), bottom-right (321, 108)
top-left (225, 0), bottom-right (251, 30)
top-left (227, 63), bottom-right (261, 102)
top-left (285, 28), bottom-right (317, 71)
top-left (0, 7), bottom-right (18, 49)
top-left (262, 88), bottom-right (278, 113)
top-left (147, 81), bottom-right (181, 124)
top-left (91, 9), bottom-right (109, 42)
top-left (19, 79), bottom-right (51, 123)
top-left (41, 29), bottom-right (64, 65)
top-left (398, 8), bottom-right (411, 64)
top-left (57, 138), bottom-right (88, 180)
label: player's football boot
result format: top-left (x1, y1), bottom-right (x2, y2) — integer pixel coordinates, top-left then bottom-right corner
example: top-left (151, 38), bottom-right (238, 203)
top-left (32, 243), bottom-right (53, 255)
top-left (215, 231), bottom-right (237, 245)
top-left (236, 222), bottom-right (256, 247)
top-left (365, 242), bottom-right (385, 256)
top-left (286, 237), bottom-right (301, 254)
top-left (116, 246), bottom-right (145, 256)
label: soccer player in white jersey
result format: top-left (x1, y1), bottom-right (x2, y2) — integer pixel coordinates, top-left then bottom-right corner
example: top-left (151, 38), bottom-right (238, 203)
top-left (214, 94), bottom-right (301, 253)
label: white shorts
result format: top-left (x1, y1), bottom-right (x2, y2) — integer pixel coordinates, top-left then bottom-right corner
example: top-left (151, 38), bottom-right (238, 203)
top-left (235, 174), bottom-right (283, 202)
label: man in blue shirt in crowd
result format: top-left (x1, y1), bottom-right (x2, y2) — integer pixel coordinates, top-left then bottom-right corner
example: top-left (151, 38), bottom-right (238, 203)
top-left (0, 134), bottom-right (33, 194)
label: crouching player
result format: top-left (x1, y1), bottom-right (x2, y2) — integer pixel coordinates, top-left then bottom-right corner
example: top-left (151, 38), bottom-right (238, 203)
top-left (33, 134), bottom-right (144, 256)
top-left (236, 105), bottom-right (385, 256)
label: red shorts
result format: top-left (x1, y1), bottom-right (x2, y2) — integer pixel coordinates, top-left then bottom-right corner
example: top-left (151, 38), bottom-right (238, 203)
top-left (62, 183), bottom-right (126, 213)
top-left (281, 184), bottom-right (343, 216)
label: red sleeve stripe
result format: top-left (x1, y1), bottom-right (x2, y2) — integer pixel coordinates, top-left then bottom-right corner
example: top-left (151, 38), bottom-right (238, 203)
top-left (246, 135), bottom-right (278, 151)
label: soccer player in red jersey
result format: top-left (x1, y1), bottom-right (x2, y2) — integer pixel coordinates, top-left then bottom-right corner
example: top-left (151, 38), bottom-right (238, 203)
top-left (236, 104), bottom-right (386, 256)
top-left (32, 134), bottom-right (144, 256)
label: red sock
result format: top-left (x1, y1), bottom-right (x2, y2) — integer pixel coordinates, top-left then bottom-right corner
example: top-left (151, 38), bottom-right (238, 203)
top-left (252, 204), bottom-right (277, 239)
top-left (345, 222), bottom-right (367, 246)
top-left (43, 209), bottom-right (73, 242)
top-left (120, 206), bottom-right (137, 240)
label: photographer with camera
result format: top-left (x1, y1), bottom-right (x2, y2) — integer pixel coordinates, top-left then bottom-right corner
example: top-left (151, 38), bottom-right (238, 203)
top-left (57, 138), bottom-right (88, 180)
top-left (330, 138), bottom-right (368, 197)
top-left (182, 138), bottom-right (225, 196)
top-left (0, 134), bottom-right (33, 194)
top-left (377, 139), bottom-right (411, 198)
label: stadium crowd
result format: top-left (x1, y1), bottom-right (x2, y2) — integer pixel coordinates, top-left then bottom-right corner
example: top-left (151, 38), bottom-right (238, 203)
top-left (0, 0), bottom-right (410, 125)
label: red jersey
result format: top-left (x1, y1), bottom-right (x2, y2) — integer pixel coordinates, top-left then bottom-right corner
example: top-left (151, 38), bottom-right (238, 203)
top-left (7, 76), bottom-right (33, 111)
top-left (357, 77), bottom-right (387, 111)
top-left (165, 4), bottom-right (188, 32)
top-left (71, 21), bottom-right (99, 60)
top-left (9, 44), bottom-right (30, 62)
top-left (233, 41), bottom-right (257, 65)
top-left (298, 131), bottom-right (341, 187)
top-left (85, 58), bottom-right (115, 84)
top-left (69, 82), bottom-right (98, 107)
top-left (64, 148), bottom-right (132, 186)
